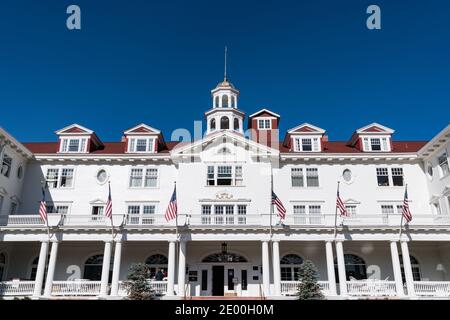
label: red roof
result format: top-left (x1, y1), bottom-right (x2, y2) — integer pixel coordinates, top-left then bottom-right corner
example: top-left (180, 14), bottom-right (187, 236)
top-left (23, 140), bottom-right (427, 155)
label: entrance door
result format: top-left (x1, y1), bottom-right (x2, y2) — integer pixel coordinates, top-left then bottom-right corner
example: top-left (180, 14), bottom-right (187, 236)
top-left (212, 266), bottom-right (224, 296)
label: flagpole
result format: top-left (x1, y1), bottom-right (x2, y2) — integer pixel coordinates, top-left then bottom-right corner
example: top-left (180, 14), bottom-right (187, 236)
top-left (333, 181), bottom-right (339, 239)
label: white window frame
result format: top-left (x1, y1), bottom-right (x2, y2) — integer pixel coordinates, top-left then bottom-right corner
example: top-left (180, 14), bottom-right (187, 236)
top-left (127, 136), bottom-right (156, 153)
top-left (59, 137), bottom-right (89, 153)
top-left (45, 167), bottom-right (75, 189)
top-left (361, 135), bottom-right (391, 152)
top-left (200, 204), bottom-right (247, 225)
top-left (1, 153), bottom-right (12, 178)
top-left (290, 166), bottom-right (319, 188)
top-left (293, 136), bottom-right (321, 152)
top-left (128, 167), bottom-right (159, 188)
top-left (45, 203), bottom-right (71, 214)
top-left (376, 167), bottom-right (404, 187)
top-left (205, 164), bottom-right (244, 186)
top-left (292, 203), bottom-right (322, 224)
top-left (126, 202), bottom-right (158, 224)
top-left (257, 118), bottom-right (272, 130)
top-left (438, 152), bottom-right (449, 178)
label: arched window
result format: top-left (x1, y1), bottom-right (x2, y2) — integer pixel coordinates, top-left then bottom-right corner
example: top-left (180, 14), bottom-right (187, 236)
top-left (145, 254), bottom-right (168, 279)
top-left (233, 118), bottom-right (239, 131)
top-left (84, 254), bottom-right (113, 281)
top-left (231, 96), bottom-right (236, 108)
top-left (215, 96), bottom-right (219, 108)
top-left (0, 253), bottom-right (6, 281)
top-left (220, 117), bottom-right (230, 130)
top-left (334, 254), bottom-right (367, 281)
top-left (30, 255), bottom-right (49, 281)
top-left (202, 252), bottom-right (247, 263)
top-left (210, 119), bottom-right (216, 131)
top-left (222, 95), bottom-right (229, 108)
top-left (280, 254), bottom-right (303, 281)
top-left (400, 255), bottom-right (421, 282)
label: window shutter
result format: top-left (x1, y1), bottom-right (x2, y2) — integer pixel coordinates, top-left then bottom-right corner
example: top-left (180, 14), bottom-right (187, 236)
top-left (363, 138), bottom-right (370, 151)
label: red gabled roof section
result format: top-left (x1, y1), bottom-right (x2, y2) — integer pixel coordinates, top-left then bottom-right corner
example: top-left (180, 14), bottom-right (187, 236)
top-left (59, 127), bottom-right (89, 134)
top-left (128, 126), bottom-right (154, 133)
top-left (361, 126), bottom-right (385, 133)
top-left (293, 126), bottom-right (316, 133)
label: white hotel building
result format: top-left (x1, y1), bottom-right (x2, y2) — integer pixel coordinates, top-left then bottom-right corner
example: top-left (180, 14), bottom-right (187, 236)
top-left (0, 77), bottom-right (449, 300)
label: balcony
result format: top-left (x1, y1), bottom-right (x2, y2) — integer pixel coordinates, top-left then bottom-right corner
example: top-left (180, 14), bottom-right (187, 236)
top-left (414, 281), bottom-right (450, 298)
top-left (1, 213), bottom-right (450, 229)
top-left (0, 280), bottom-right (35, 297)
top-left (51, 280), bottom-right (102, 296)
top-left (346, 280), bottom-right (397, 297)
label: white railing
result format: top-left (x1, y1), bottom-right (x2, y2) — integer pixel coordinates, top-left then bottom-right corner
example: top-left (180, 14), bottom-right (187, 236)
top-left (189, 214), bottom-right (262, 226)
top-left (0, 281), bottom-right (35, 296)
top-left (117, 280), bottom-right (168, 296)
top-left (61, 214), bottom-right (124, 227)
top-left (0, 215), bottom-right (45, 226)
top-left (347, 280), bottom-right (397, 297)
top-left (51, 281), bottom-right (102, 296)
top-left (280, 281), bottom-right (330, 296)
top-left (414, 281), bottom-right (450, 297)
top-left (125, 214), bottom-right (168, 226)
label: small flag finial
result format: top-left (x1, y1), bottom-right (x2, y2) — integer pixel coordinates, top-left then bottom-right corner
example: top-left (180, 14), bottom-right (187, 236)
top-left (224, 46), bottom-right (228, 81)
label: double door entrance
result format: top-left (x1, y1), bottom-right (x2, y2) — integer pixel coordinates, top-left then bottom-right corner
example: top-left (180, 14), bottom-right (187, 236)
top-left (203, 265), bottom-right (249, 296)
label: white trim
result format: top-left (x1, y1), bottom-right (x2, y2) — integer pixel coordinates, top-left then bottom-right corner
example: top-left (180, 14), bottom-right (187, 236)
top-left (123, 123), bottom-right (161, 135)
top-left (55, 124), bottom-right (94, 135)
top-left (249, 109), bottom-right (280, 118)
top-left (356, 123), bottom-right (395, 135)
top-left (288, 123), bottom-right (325, 134)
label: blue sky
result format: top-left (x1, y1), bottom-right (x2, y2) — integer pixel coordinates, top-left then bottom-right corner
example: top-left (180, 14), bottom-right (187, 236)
top-left (0, 0), bottom-right (449, 142)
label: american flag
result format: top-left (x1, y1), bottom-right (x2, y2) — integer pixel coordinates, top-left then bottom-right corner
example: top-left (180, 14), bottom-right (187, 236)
top-left (402, 186), bottom-right (412, 222)
top-left (39, 187), bottom-right (48, 222)
top-left (336, 185), bottom-right (349, 217)
top-left (105, 183), bottom-right (112, 219)
top-left (165, 186), bottom-right (177, 221)
top-left (272, 191), bottom-right (286, 220)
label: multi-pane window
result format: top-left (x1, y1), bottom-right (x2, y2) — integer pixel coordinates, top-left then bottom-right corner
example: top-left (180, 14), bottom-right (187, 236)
top-left (294, 137), bottom-right (320, 152)
top-left (293, 205), bottom-right (321, 224)
top-left (91, 206), bottom-right (104, 221)
top-left (46, 168), bottom-right (74, 188)
top-left (363, 137), bottom-right (390, 152)
top-left (45, 205), bottom-right (69, 214)
top-left (1, 154), bottom-right (12, 177)
top-left (127, 204), bottom-right (157, 224)
top-left (306, 168), bottom-right (319, 187)
top-left (376, 167), bottom-right (404, 187)
top-left (206, 165), bottom-right (243, 186)
top-left (291, 168), bottom-right (304, 187)
top-left (60, 169), bottom-right (74, 188)
top-left (217, 166), bottom-right (232, 185)
top-left (145, 169), bottom-right (158, 187)
top-left (201, 204), bottom-right (247, 225)
top-left (345, 205), bottom-right (357, 216)
top-left (376, 168), bottom-right (389, 186)
top-left (60, 138), bottom-right (87, 153)
top-left (291, 167), bottom-right (319, 187)
top-left (128, 138), bottom-right (155, 153)
top-left (129, 168), bottom-right (158, 188)
top-left (391, 168), bottom-right (404, 186)
top-left (258, 119), bottom-right (271, 129)
top-left (438, 152), bottom-right (449, 177)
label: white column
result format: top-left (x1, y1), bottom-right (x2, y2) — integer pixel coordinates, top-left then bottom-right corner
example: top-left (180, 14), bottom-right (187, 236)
top-left (390, 241), bottom-right (405, 297)
top-left (110, 241), bottom-right (122, 297)
top-left (335, 240), bottom-right (347, 296)
top-left (272, 241), bottom-right (281, 296)
top-left (400, 241), bottom-right (416, 297)
top-left (262, 241), bottom-right (270, 297)
top-left (32, 241), bottom-right (49, 298)
top-left (167, 241), bottom-right (176, 296)
top-left (100, 241), bottom-right (112, 297)
top-left (177, 241), bottom-right (187, 297)
top-left (325, 241), bottom-right (337, 296)
top-left (43, 241), bottom-right (59, 297)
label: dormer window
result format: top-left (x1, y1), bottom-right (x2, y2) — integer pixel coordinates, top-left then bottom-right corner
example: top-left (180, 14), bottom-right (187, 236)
top-left (258, 119), bottom-right (271, 130)
top-left (128, 137), bottom-right (155, 153)
top-left (362, 136), bottom-right (390, 152)
top-left (294, 137), bottom-right (320, 152)
top-left (60, 138), bottom-right (88, 153)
